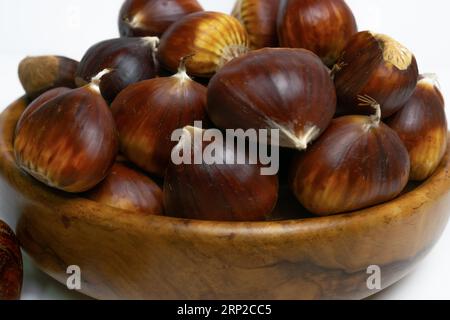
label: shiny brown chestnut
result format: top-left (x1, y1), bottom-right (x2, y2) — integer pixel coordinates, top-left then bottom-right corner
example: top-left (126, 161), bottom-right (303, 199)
top-left (119, 0), bottom-right (203, 38)
top-left (111, 57), bottom-right (208, 177)
top-left (387, 75), bottom-right (448, 181)
top-left (164, 126), bottom-right (279, 221)
top-left (290, 97), bottom-right (410, 216)
top-left (14, 71), bottom-right (119, 193)
top-left (16, 87), bottom-right (71, 133)
top-left (207, 48), bottom-right (336, 150)
top-left (76, 37), bottom-right (159, 102)
top-left (18, 55), bottom-right (78, 99)
top-left (0, 219), bottom-right (23, 300)
top-left (85, 163), bottom-right (164, 215)
top-left (334, 31), bottom-right (419, 118)
top-left (232, 0), bottom-right (279, 49)
top-left (277, 0), bottom-right (357, 67)
top-left (158, 11), bottom-right (250, 78)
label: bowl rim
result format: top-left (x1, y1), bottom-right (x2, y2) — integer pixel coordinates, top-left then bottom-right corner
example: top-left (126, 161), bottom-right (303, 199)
top-left (2, 96), bottom-right (450, 237)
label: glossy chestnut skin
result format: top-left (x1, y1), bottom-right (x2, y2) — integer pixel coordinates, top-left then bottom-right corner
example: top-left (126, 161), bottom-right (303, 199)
top-left (387, 75), bottom-right (448, 181)
top-left (164, 127), bottom-right (279, 221)
top-left (85, 163), bottom-right (164, 215)
top-left (18, 55), bottom-right (78, 99)
top-left (277, 0), bottom-right (357, 67)
top-left (232, 0), bottom-right (279, 49)
top-left (290, 104), bottom-right (410, 216)
top-left (16, 87), bottom-right (71, 133)
top-left (207, 48), bottom-right (336, 150)
top-left (0, 220), bottom-right (23, 300)
top-left (158, 11), bottom-right (250, 78)
top-left (334, 31), bottom-right (419, 118)
top-left (76, 37), bottom-right (159, 102)
top-left (14, 78), bottom-right (119, 193)
top-left (119, 0), bottom-right (203, 38)
top-left (111, 59), bottom-right (208, 177)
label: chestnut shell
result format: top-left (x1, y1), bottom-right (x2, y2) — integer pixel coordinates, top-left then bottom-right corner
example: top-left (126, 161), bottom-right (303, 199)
top-left (16, 87), bottom-right (71, 133)
top-left (232, 0), bottom-right (280, 49)
top-left (85, 163), bottom-right (164, 215)
top-left (18, 55), bottom-right (79, 99)
top-left (111, 71), bottom-right (208, 177)
top-left (76, 37), bottom-right (158, 102)
top-left (0, 220), bottom-right (23, 300)
top-left (334, 31), bottom-right (419, 118)
top-left (277, 0), bottom-right (357, 67)
top-left (158, 11), bottom-right (250, 78)
top-left (119, 0), bottom-right (203, 38)
top-left (164, 127), bottom-right (279, 222)
top-left (207, 48), bottom-right (336, 150)
top-left (290, 115), bottom-right (411, 216)
top-left (14, 85), bottom-right (119, 193)
top-left (387, 76), bottom-right (448, 181)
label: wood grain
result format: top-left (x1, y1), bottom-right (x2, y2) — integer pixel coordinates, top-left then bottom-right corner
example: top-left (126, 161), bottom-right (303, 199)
top-left (1, 97), bottom-right (450, 299)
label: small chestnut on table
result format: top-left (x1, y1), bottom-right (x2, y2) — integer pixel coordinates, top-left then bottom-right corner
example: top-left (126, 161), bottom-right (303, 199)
top-left (0, 220), bottom-right (23, 300)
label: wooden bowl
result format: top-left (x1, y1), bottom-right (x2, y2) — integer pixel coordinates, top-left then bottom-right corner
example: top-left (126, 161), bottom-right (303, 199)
top-left (1, 97), bottom-right (450, 300)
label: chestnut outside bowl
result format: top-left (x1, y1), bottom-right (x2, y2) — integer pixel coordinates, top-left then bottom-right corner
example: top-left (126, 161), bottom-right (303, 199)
top-left (1, 97), bottom-right (450, 300)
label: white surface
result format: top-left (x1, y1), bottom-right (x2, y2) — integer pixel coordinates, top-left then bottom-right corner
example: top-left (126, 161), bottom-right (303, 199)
top-left (0, 0), bottom-right (449, 300)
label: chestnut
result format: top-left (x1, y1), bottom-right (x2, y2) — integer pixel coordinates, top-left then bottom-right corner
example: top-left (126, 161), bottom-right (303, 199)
top-left (85, 163), bottom-right (164, 215)
top-left (0, 220), bottom-right (23, 300)
top-left (290, 97), bottom-right (410, 216)
top-left (164, 126), bottom-right (279, 221)
top-left (158, 11), bottom-right (250, 78)
top-left (277, 0), bottom-right (357, 67)
top-left (232, 0), bottom-right (279, 49)
top-left (14, 71), bottom-right (119, 193)
top-left (18, 55), bottom-right (78, 99)
top-left (119, 0), bottom-right (203, 38)
top-left (334, 31), bottom-right (419, 118)
top-left (76, 37), bottom-right (159, 102)
top-left (16, 87), bottom-right (71, 133)
top-left (387, 75), bottom-right (448, 181)
top-left (111, 56), bottom-right (208, 177)
top-left (207, 48), bottom-right (336, 150)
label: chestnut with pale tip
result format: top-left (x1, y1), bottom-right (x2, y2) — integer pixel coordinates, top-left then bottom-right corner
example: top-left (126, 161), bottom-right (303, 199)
top-left (387, 75), bottom-right (448, 181)
top-left (0, 220), bottom-right (23, 300)
top-left (290, 96), bottom-right (411, 216)
top-left (164, 126), bottom-right (279, 222)
top-left (18, 55), bottom-right (78, 99)
top-left (111, 56), bottom-right (208, 177)
top-left (334, 31), bottom-right (419, 118)
top-left (158, 11), bottom-right (250, 78)
top-left (119, 0), bottom-right (203, 38)
top-left (232, 0), bottom-right (279, 49)
top-left (76, 37), bottom-right (159, 102)
top-left (207, 48), bottom-right (336, 150)
top-left (15, 87), bottom-right (71, 133)
top-left (14, 70), bottom-right (119, 193)
top-left (85, 163), bottom-right (164, 216)
top-left (277, 0), bottom-right (357, 67)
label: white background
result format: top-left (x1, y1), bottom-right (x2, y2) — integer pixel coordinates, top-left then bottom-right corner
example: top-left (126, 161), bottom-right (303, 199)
top-left (0, 0), bottom-right (449, 300)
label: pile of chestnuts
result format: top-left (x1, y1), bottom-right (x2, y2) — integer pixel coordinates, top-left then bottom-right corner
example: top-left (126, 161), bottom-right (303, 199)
top-left (13, 0), bottom-right (447, 222)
